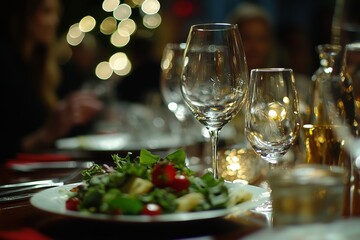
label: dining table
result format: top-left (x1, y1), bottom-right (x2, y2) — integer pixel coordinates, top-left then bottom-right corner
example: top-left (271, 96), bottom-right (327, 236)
top-left (0, 147), bottom-right (270, 240)
top-left (2, 145), bottom-right (360, 239)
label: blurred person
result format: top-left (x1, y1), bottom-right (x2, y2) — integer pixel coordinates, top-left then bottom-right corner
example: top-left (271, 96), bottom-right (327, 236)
top-left (58, 33), bottom-right (101, 99)
top-left (57, 34), bottom-right (109, 137)
top-left (228, 2), bottom-right (312, 123)
top-left (227, 2), bottom-right (281, 71)
top-left (115, 34), bottom-right (162, 105)
top-left (226, 2), bottom-right (308, 161)
top-left (278, 25), bottom-right (313, 118)
top-left (0, 0), bottom-right (103, 162)
top-left (226, 2), bottom-right (282, 145)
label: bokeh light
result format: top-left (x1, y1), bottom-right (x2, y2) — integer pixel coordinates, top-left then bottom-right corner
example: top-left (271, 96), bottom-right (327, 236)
top-left (102, 0), bottom-right (120, 12)
top-left (109, 52), bottom-right (128, 71)
top-left (79, 16), bottom-right (96, 32)
top-left (65, 0), bottom-right (161, 78)
top-left (143, 13), bottom-right (161, 29)
top-left (141, 0), bottom-right (160, 15)
top-left (67, 23), bottom-right (85, 46)
top-left (95, 61), bottom-right (113, 80)
top-left (110, 31), bottom-right (130, 47)
top-left (113, 4), bottom-right (132, 20)
top-left (118, 19), bottom-right (136, 36)
top-left (114, 60), bottom-right (132, 76)
top-left (100, 16), bottom-right (118, 35)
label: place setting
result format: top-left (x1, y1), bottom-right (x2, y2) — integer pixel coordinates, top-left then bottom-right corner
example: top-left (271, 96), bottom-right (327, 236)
top-left (28, 22), bottom-right (270, 226)
top-left (2, 0), bottom-right (360, 239)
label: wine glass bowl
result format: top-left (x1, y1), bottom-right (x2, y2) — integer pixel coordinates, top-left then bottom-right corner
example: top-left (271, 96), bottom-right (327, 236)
top-left (180, 23), bottom-right (249, 179)
top-left (245, 68), bottom-right (301, 165)
top-left (160, 43), bottom-right (191, 124)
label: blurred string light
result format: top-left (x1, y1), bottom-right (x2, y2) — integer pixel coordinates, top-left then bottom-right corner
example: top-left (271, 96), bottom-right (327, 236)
top-left (65, 0), bottom-right (161, 79)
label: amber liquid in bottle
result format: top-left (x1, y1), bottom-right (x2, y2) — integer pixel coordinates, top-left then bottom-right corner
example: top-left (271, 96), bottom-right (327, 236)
top-left (303, 44), bottom-right (353, 217)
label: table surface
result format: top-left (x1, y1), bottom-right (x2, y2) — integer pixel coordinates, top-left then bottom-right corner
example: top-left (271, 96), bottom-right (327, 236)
top-left (0, 149), bottom-right (269, 239)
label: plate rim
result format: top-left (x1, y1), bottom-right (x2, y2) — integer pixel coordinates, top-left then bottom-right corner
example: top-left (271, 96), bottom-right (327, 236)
top-left (30, 182), bottom-right (269, 223)
top-left (55, 133), bottom-right (188, 152)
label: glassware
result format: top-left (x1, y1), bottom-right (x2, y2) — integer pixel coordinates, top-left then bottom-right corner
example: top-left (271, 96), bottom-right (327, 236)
top-left (323, 42), bottom-right (360, 216)
top-left (308, 44), bottom-right (342, 124)
top-left (180, 23), bottom-right (248, 179)
top-left (302, 43), bottom-right (352, 216)
top-left (244, 68), bottom-right (300, 217)
top-left (269, 164), bottom-right (346, 227)
top-left (160, 43), bottom-right (193, 144)
top-left (245, 68), bottom-right (301, 166)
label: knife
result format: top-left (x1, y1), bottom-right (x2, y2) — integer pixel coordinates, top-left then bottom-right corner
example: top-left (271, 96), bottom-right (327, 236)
top-left (0, 182), bottom-right (64, 197)
top-left (0, 179), bottom-right (57, 189)
top-left (0, 193), bottom-right (35, 203)
top-left (8, 161), bottom-right (93, 172)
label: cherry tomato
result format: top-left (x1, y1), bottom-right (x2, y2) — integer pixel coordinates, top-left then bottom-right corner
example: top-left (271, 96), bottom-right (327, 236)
top-left (111, 208), bottom-right (122, 215)
top-left (151, 162), bottom-right (176, 187)
top-left (170, 174), bottom-right (190, 192)
top-left (65, 197), bottom-right (80, 211)
top-left (141, 203), bottom-right (163, 216)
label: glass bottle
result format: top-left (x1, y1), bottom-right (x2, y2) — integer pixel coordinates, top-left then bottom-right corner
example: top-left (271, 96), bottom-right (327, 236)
top-left (303, 43), bottom-right (352, 217)
top-left (340, 43), bottom-right (360, 217)
top-left (309, 44), bottom-right (342, 124)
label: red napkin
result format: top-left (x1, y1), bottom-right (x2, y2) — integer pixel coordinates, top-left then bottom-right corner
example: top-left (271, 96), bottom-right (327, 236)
top-left (0, 228), bottom-right (52, 240)
top-left (5, 153), bottom-right (71, 168)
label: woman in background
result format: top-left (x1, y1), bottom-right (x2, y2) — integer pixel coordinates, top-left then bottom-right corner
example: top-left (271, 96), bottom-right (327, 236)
top-left (228, 2), bottom-right (311, 122)
top-left (0, 0), bottom-right (103, 162)
top-left (227, 2), bottom-right (281, 71)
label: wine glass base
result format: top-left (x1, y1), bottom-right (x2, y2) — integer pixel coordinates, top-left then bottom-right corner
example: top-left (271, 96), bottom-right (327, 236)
top-left (253, 194), bottom-right (273, 227)
top-left (253, 179), bottom-right (273, 227)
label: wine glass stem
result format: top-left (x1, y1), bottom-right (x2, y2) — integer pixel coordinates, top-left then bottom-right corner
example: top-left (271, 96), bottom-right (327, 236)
top-left (268, 162), bottom-right (278, 170)
top-left (180, 119), bottom-right (189, 147)
top-left (208, 128), bottom-right (220, 179)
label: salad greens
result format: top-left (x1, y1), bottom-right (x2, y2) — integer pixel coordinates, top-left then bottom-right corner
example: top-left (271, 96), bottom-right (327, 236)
top-left (66, 149), bottom-right (232, 215)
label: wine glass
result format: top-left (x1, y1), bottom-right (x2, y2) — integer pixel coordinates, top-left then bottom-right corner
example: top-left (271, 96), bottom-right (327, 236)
top-left (245, 68), bottom-right (301, 166)
top-left (180, 23), bottom-right (249, 179)
top-left (160, 43), bottom-right (193, 143)
top-left (245, 68), bottom-right (301, 216)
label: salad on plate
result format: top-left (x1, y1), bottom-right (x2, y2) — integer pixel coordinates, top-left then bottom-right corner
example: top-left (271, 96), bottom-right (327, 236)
top-left (65, 149), bottom-right (253, 216)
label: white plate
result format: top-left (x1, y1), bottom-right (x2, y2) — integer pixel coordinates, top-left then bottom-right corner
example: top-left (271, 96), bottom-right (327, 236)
top-left (30, 182), bottom-right (269, 223)
top-left (55, 133), bottom-right (186, 151)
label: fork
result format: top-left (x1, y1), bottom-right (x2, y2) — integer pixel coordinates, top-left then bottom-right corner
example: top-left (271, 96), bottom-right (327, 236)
top-left (0, 168), bottom-right (83, 202)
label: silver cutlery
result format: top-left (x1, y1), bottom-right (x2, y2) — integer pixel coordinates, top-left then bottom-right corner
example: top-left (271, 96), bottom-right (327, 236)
top-left (0, 179), bottom-right (57, 189)
top-left (0, 168), bottom-right (83, 203)
top-left (9, 161), bottom-right (93, 172)
top-left (0, 182), bottom-right (65, 197)
top-left (0, 193), bottom-right (36, 203)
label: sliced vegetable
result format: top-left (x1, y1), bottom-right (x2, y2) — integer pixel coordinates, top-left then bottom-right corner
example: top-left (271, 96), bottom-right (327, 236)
top-left (151, 161), bottom-right (176, 188)
top-left (175, 192), bottom-right (204, 212)
top-left (141, 203), bottom-right (163, 216)
top-left (66, 197), bottom-right (80, 211)
top-left (170, 174), bottom-right (190, 192)
top-left (109, 196), bottom-right (143, 215)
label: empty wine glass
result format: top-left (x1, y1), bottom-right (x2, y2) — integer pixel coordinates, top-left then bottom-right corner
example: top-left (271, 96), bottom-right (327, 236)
top-left (245, 68), bottom-right (301, 166)
top-left (245, 68), bottom-right (301, 215)
top-left (245, 68), bottom-right (300, 164)
top-left (180, 23), bottom-right (249, 179)
top-left (160, 43), bottom-right (193, 142)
